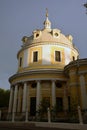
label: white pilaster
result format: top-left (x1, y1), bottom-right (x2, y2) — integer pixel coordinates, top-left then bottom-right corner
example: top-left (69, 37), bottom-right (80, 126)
top-left (52, 80), bottom-right (56, 107)
top-left (22, 82), bottom-right (27, 112)
top-left (36, 80), bottom-right (41, 111)
top-left (8, 86), bottom-right (14, 113)
top-left (79, 75), bottom-right (87, 109)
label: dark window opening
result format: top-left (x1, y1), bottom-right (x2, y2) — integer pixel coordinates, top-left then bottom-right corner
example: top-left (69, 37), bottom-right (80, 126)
top-left (55, 51), bottom-right (61, 62)
top-left (33, 51), bottom-right (38, 62)
top-left (30, 97), bottom-right (36, 116)
top-left (55, 33), bottom-right (58, 37)
top-left (36, 33), bottom-right (39, 37)
top-left (31, 83), bottom-right (37, 88)
top-left (73, 56), bottom-right (75, 61)
top-left (56, 97), bottom-right (63, 111)
top-left (19, 57), bottom-right (22, 67)
top-left (56, 82), bottom-right (62, 88)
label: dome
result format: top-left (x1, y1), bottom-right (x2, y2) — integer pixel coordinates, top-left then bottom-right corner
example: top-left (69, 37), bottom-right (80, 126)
top-left (22, 9), bottom-right (75, 49)
top-left (17, 10), bottom-right (79, 73)
top-left (22, 28), bottom-right (74, 48)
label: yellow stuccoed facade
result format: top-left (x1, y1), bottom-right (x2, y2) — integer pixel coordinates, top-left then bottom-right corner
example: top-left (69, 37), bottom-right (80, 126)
top-left (64, 60), bottom-right (87, 108)
top-left (8, 11), bottom-right (87, 120)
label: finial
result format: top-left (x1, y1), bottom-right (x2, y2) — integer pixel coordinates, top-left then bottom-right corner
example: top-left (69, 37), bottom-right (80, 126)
top-left (46, 8), bottom-right (48, 17)
top-left (44, 8), bottom-right (51, 29)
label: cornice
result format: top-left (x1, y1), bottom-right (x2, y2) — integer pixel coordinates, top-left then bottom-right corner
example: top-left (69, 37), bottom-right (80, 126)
top-left (64, 58), bottom-right (87, 72)
top-left (11, 77), bottom-right (68, 86)
top-left (9, 69), bottom-right (64, 83)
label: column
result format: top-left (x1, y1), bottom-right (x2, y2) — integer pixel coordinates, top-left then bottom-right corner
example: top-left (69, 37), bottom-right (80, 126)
top-left (52, 80), bottom-right (56, 107)
top-left (17, 86), bottom-right (22, 112)
top-left (12, 85), bottom-right (18, 113)
top-left (8, 86), bottom-right (14, 113)
top-left (25, 83), bottom-right (30, 122)
top-left (12, 84), bottom-right (18, 122)
top-left (26, 84), bottom-right (30, 111)
top-left (0, 110), bottom-right (1, 120)
top-left (47, 107), bottom-right (51, 123)
top-left (78, 106), bottom-right (83, 124)
top-left (79, 75), bottom-right (87, 109)
top-left (36, 80), bottom-right (41, 111)
top-left (22, 82), bottom-right (27, 112)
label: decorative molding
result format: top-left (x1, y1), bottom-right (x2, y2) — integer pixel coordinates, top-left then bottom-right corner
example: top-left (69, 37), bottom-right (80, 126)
top-left (69, 70), bottom-right (87, 75)
top-left (69, 82), bottom-right (87, 87)
top-left (64, 58), bottom-right (87, 72)
top-left (11, 77), bottom-right (67, 86)
top-left (9, 68), bottom-right (64, 82)
top-left (17, 42), bottom-right (79, 58)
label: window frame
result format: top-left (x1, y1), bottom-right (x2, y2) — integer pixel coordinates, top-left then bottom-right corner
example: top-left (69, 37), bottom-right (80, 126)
top-left (55, 51), bottom-right (61, 62)
top-left (33, 51), bottom-right (38, 62)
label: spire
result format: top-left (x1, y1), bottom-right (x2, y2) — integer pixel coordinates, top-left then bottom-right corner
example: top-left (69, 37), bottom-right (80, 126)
top-left (43, 8), bottom-right (51, 29)
top-left (46, 8), bottom-right (48, 17)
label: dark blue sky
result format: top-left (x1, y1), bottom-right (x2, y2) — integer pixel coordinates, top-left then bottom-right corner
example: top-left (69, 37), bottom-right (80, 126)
top-left (0, 0), bottom-right (87, 89)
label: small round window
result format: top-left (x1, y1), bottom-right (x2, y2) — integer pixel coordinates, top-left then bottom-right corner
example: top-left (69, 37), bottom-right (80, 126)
top-left (55, 33), bottom-right (59, 37)
top-left (36, 33), bottom-right (39, 38)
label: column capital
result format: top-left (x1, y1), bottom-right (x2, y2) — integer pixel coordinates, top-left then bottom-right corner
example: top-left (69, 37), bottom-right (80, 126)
top-left (36, 80), bottom-right (41, 83)
top-left (52, 80), bottom-right (56, 82)
top-left (23, 81), bottom-right (29, 87)
top-left (36, 79), bottom-right (41, 82)
top-left (23, 81), bottom-right (27, 84)
top-left (79, 74), bottom-right (85, 77)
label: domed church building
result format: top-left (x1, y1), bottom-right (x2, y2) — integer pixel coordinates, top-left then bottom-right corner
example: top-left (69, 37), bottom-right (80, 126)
top-left (8, 10), bottom-right (87, 120)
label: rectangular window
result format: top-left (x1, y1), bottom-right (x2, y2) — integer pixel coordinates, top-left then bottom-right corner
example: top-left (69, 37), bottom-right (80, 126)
top-left (55, 51), bottom-right (61, 62)
top-left (30, 97), bottom-right (36, 116)
top-left (19, 57), bottom-right (22, 67)
top-left (33, 51), bottom-right (38, 62)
